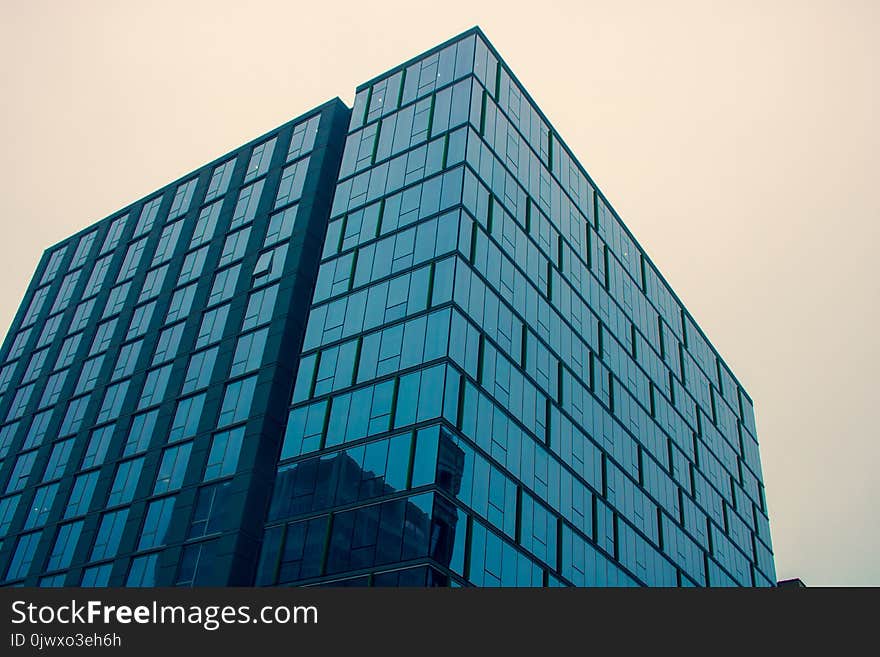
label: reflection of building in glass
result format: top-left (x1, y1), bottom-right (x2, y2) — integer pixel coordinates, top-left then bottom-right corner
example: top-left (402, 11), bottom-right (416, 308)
top-left (256, 428), bottom-right (465, 586)
top-left (0, 27), bottom-right (775, 587)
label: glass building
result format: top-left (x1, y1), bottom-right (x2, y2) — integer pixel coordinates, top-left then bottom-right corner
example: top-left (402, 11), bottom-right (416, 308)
top-left (0, 28), bottom-right (775, 587)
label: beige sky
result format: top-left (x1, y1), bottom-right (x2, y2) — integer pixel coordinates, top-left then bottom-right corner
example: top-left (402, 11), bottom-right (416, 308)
top-left (1, 0), bottom-right (877, 585)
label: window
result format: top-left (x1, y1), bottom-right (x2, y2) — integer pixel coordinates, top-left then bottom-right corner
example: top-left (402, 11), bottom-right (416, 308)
top-left (43, 439), bottom-right (74, 481)
top-left (81, 424), bottom-right (115, 468)
top-left (107, 458), bottom-right (144, 507)
top-left (219, 227), bottom-right (251, 266)
top-left (96, 380), bottom-right (129, 423)
top-left (230, 180), bottom-right (264, 229)
top-left (117, 237), bottom-right (148, 282)
top-left (287, 114), bottom-right (320, 161)
top-left (40, 246), bottom-right (68, 285)
top-left (80, 563), bottom-right (112, 586)
top-left (6, 531), bottom-right (42, 580)
top-left (264, 206), bottom-right (297, 247)
top-left (39, 369), bottom-right (69, 408)
top-left (139, 265), bottom-right (168, 302)
top-left (6, 384), bottom-right (34, 421)
top-left (55, 334), bottom-right (82, 370)
top-left (230, 329), bottom-right (268, 377)
top-left (127, 553), bottom-right (160, 586)
top-left (168, 178), bottom-right (197, 220)
top-left (195, 305), bottom-right (229, 348)
top-left (51, 271), bottom-right (81, 313)
top-left (126, 302), bottom-right (155, 340)
top-left (138, 365), bottom-right (172, 409)
top-left (0, 363), bottom-right (17, 394)
top-left (176, 539), bottom-right (219, 586)
top-left (75, 355), bottom-right (105, 394)
top-left (90, 318), bottom-right (118, 355)
top-left (177, 246), bottom-right (208, 284)
top-left (274, 158), bottom-right (309, 208)
top-left (204, 426), bottom-right (244, 480)
top-left (151, 220), bottom-right (184, 266)
top-left (241, 284), bottom-right (278, 330)
top-left (138, 496), bottom-right (176, 550)
top-left (65, 470), bottom-right (100, 518)
top-left (169, 394), bottom-right (205, 442)
top-left (188, 481), bottom-right (231, 538)
top-left (152, 323), bottom-right (185, 365)
top-left (46, 521), bottom-right (84, 571)
top-left (123, 410), bottom-right (158, 457)
top-left (244, 137), bottom-right (276, 183)
top-left (8, 328), bottom-right (32, 359)
top-left (0, 423), bottom-right (18, 458)
top-left (70, 230), bottom-right (97, 269)
top-left (59, 395), bottom-right (90, 436)
top-left (207, 265), bottom-right (241, 306)
top-left (90, 508), bottom-right (129, 561)
top-left (181, 348), bottom-right (218, 394)
top-left (252, 244), bottom-right (287, 285)
top-left (165, 284), bottom-right (197, 324)
top-left (40, 574), bottom-right (70, 587)
top-left (22, 348), bottom-right (49, 383)
top-left (190, 201), bottom-right (222, 248)
top-left (102, 282), bottom-right (131, 318)
top-left (23, 410), bottom-right (52, 449)
top-left (153, 442), bottom-right (192, 494)
top-left (0, 494), bottom-right (21, 535)
top-left (205, 159), bottom-right (235, 202)
top-left (82, 255), bottom-right (112, 298)
top-left (112, 340), bottom-right (142, 381)
top-left (216, 376), bottom-right (257, 428)
top-left (69, 298), bottom-right (96, 333)
top-left (134, 197), bottom-right (162, 237)
top-left (100, 214), bottom-right (128, 254)
top-left (6, 450), bottom-right (37, 493)
top-left (22, 285), bottom-right (50, 325)
top-left (24, 483), bottom-right (58, 529)
top-left (279, 401), bottom-right (326, 459)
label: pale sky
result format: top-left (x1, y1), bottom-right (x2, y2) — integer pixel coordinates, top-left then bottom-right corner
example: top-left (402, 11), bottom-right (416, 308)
top-left (1, 0), bottom-right (877, 585)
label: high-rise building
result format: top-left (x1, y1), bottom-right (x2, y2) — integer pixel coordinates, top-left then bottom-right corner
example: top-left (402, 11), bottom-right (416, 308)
top-left (0, 28), bottom-right (776, 587)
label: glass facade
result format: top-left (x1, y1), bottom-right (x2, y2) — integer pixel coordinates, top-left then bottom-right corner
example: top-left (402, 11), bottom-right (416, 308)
top-left (0, 28), bottom-right (775, 587)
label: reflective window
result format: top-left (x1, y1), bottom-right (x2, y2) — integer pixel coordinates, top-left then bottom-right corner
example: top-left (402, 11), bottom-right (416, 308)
top-left (100, 214), bottom-right (128, 254)
top-left (6, 531), bottom-right (42, 580)
top-left (81, 424), bottom-right (115, 469)
top-left (90, 508), bottom-right (129, 561)
top-left (169, 394), bottom-right (205, 442)
top-left (188, 481), bottom-right (232, 539)
top-left (24, 483), bottom-right (59, 529)
top-left (138, 496), bottom-right (176, 550)
top-left (153, 442), bottom-right (192, 494)
top-left (43, 439), bottom-right (74, 481)
top-left (65, 470), bottom-right (100, 519)
top-left (216, 376), bottom-right (257, 428)
top-left (230, 329), bottom-right (268, 377)
top-left (138, 365), bottom-right (172, 409)
top-left (168, 178), bottom-right (198, 220)
top-left (204, 426), bottom-right (244, 480)
top-left (107, 457), bottom-right (144, 507)
top-left (123, 410), bottom-right (158, 457)
top-left (181, 347), bottom-right (218, 394)
top-left (244, 137), bottom-right (276, 183)
top-left (133, 197), bottom-right (162, 237)
top-left (6, 450), bottom-right (37, 493)
top-left (126, 553), bottom-right (160, 586)
top-left (46, 520), bottom-right (84, 571)
top-left (205, 159), bottom-right (235, 202)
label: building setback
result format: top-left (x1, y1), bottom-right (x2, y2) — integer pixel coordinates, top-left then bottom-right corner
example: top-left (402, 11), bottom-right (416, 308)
top-left (0, 28), bottom-right (775, 587)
